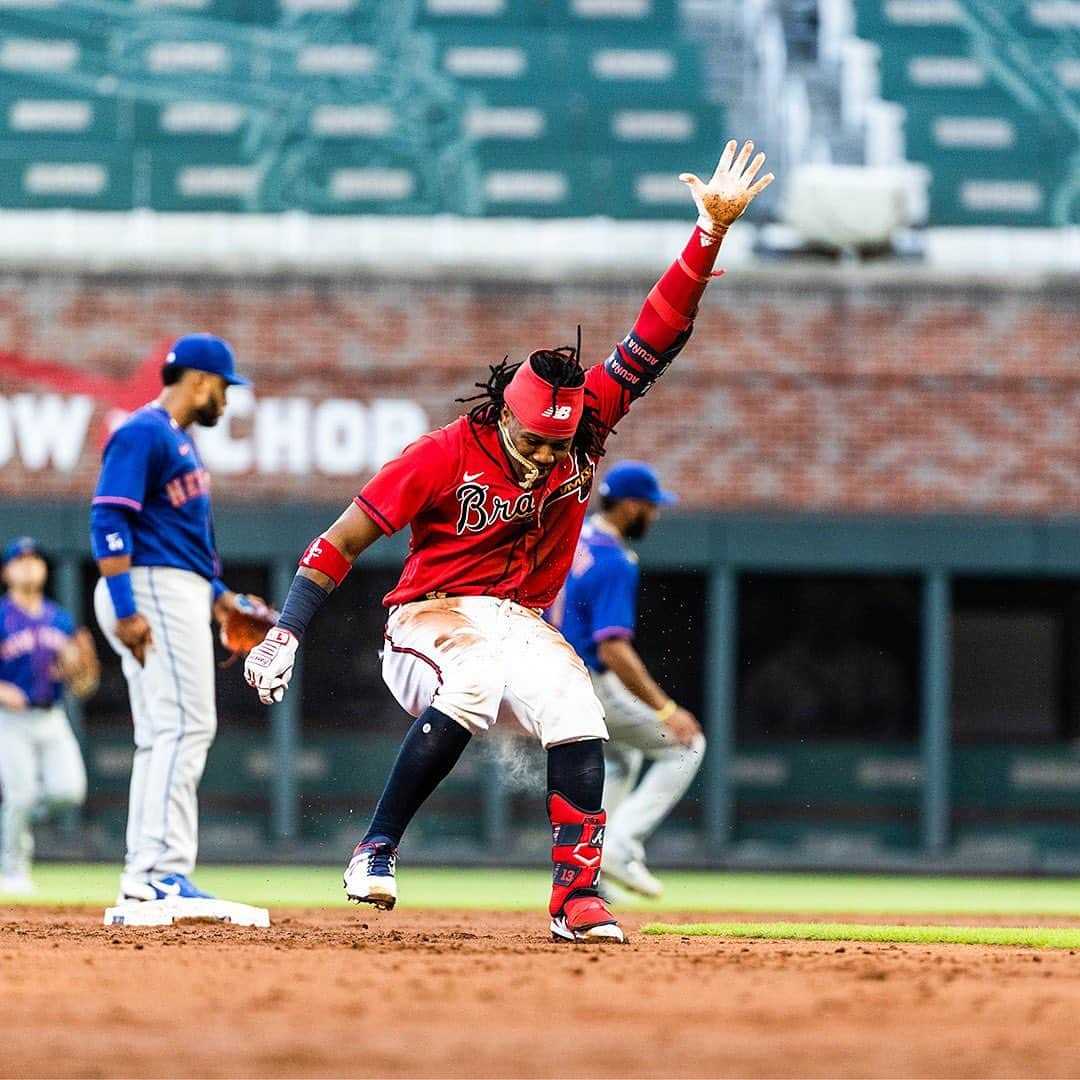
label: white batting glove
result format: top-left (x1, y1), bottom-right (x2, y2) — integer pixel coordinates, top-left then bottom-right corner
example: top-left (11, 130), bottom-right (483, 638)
top-left (244, 627), bottom-right (299, 705)
top-left (680, 139), bottom-right (775, 237)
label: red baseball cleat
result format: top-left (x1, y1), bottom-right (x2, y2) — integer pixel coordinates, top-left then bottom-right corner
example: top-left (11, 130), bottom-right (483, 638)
top-left (547, 792), bottom-right (625, 944)
top-left (551, 892), bottom-right (624, 944)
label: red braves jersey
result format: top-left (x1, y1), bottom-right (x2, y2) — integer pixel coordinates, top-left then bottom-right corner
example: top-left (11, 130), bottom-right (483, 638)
top-left (356, 224), bottom-right (722, 609)
top-left (358, 365), bottom-right (626, 609)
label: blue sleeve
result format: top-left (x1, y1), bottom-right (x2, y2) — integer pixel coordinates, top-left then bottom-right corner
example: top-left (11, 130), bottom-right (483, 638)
top-left (54, 607), bottom-right (76, 636)
top-left (93, 422), bottom-right (157, 513)
top-left (90, 502), bottom-right (135, 560)
top-left (90, 423), bottom-right (157, 559)
top-left (583, 556), bottom-right (639, 643)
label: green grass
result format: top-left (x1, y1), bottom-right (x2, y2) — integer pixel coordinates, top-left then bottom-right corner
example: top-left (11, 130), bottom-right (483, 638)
top-left (5, 864), bottom-right (554, 909)
top-left (642, 921), bottom-right (1080, 949)
top-left (4, 865), bottom-right (1080, 915)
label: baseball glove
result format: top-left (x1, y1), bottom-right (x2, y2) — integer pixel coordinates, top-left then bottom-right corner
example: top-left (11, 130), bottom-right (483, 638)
top-left (219, 594), bottom-right (281, 665)
top-left (56, 628), bottom-right (101, 700)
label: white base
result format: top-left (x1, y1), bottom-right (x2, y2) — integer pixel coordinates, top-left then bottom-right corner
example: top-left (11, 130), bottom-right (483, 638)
top-left (0, 874), bottom-right (36, 896)
top-left (103, 897), bottom-right (270, 928)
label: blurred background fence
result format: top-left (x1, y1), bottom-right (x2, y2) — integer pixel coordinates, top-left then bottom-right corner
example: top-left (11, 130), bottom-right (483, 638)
top-left (0, 0), bottom-right (1078, 872)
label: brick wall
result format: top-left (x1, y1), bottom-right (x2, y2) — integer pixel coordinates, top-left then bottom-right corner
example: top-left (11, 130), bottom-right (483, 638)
top-left (1, 269), bottom-right (1077, 513)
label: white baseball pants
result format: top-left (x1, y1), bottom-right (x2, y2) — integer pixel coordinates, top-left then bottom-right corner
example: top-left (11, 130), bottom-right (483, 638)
top-left (95, 567), bottom-right (216, 881)
top-left (0, 705), bottom-right (86, 879)
top-left (591, 670), bottom-right (705, 860)
top-left (382, 596), bottom-right (607, 748)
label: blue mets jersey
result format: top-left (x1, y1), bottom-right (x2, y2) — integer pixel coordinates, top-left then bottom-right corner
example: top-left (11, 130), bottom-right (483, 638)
top-left (0, 595), bottom-right (75, 708)
top-left (559, 517), bottom-right (639, 673)
top-left (89, 405), bottom-right (222, 586)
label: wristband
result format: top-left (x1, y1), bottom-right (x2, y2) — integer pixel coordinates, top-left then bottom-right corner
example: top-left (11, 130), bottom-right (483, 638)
top-left (276, 573), bottom-right (332, 641)
top-left (655, 699), bottom-right (677, 723)
top-left (299, 535), bottom-right (352, 586)
top-left (105, 572), bottom-right (137, 620)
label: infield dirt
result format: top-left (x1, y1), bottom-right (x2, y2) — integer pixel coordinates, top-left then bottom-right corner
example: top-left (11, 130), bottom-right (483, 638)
top-left (3, 906), bottom-right (1080, 1078)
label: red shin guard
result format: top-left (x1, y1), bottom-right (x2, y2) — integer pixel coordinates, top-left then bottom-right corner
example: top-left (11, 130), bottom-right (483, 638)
top-left (547, 792), bottom-right (607, 917)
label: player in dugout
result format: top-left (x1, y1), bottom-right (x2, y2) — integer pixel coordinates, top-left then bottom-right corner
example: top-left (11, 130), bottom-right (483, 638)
top-left (245, 140), bottom-right (773, 943)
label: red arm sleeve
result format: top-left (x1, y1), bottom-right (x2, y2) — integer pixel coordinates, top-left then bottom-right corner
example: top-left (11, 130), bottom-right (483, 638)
top-left (355, 431), bottom-right (455, 535)
top-left (633, 224), bottom-right (723, 351)
top-left (590, 224), bottom-right (724, 432)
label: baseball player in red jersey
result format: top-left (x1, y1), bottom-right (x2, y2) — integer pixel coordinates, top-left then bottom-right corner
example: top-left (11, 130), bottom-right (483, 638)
top-left (245, 141), bottom-right (773, 943)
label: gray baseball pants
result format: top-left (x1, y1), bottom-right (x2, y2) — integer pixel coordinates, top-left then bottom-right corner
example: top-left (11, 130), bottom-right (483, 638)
top-left (95, 567), bottom-right (216, 883)
top-left (0, 704), bottom-right (86, 879)
top-left (591, 670), bottom-right (705, 862)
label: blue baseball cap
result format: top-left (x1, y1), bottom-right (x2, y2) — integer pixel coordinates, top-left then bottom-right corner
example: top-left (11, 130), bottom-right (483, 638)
top-left (3, 536), bottom-right (43, 566)
top-left (598, 461), bottom-right (678, 505)
top-left (165, 333), bottom-right (251, 387)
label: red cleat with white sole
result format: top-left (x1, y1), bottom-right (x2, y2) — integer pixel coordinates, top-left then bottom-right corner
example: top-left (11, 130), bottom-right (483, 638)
top-left (547, 793), bottom-right (625, 944)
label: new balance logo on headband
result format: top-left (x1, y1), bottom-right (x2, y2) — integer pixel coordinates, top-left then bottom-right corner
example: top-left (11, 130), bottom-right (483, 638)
top-left (541, 405), bottom-right (574, 421)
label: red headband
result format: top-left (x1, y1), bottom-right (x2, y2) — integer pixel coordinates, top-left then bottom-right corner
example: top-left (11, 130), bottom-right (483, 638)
top-left (503, 355), bottom-right (584, 438)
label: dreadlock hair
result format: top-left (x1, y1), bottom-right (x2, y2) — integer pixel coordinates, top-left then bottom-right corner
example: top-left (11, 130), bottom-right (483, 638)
top-left (457, 332), bottom-right (611, 460)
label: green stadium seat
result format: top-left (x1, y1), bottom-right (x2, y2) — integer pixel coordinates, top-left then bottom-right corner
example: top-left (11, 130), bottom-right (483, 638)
top-left (462, 86), bottom-right (580, 149)
top-left (430, 28), bottom-right (567, 93)
top-left (0, 137), bottom-right (133, 208)
top-left (0, 33), bottom-right (92, 78)
top-left (280, 142), bottom-right (428, 214)
top-left (1010, 0), bottom-right (1080, 39)
top-left (0, 2), bottom-right (116, 38)
top-left (256, 0), bottom-right (394, 26)
top-left (303, 101), bottom-right (398, 141)
top-left (467, 144), bottom-right (600, 216)
top-left (146, 143), bottom-right (270, 211)
top-left (418, 0), bottom-right (679, 28)
top-left (133, 98), bottom-right (263, 143)
top-left (542, 0), bottom-right (677, 29)
top-left (604, 150), bottom-right (708, 219)
top-left (927, 168), bottom-right (1068, 227)
top-left (581, 98), bottom-right (724, 158)
top-left (111, 0), bottom-right (249, 20)
top-left (267, 38), bottom-right (384, 82)
top-left (879, 47), bottom-right (992, 102)
top-left (0, 80), bottom-right (120, 141)
top-left (415, 0), bottom-right (539, 29)
top-left (114, 24), bottom-right (255, 82)
top-left (0, 11), bottom-right (122, 107)
top-left (903, 102), bottom-right (1065, 167)
top-left (566, 39), bottom-right (704, 103)
top-left (854, 0), bottom-right (969, 38)
top-left (1053, 55), bottom-right (1080, 98)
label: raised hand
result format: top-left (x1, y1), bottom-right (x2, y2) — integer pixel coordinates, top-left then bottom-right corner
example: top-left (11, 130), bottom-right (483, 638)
top-left (679, 139), bottom-right (775, 236)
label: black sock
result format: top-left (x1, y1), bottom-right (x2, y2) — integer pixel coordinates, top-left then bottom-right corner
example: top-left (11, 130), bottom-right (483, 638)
top-left (546, 739), bottom-right (605, 812)
top-left (363, 707), bottom-right (472, 848)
